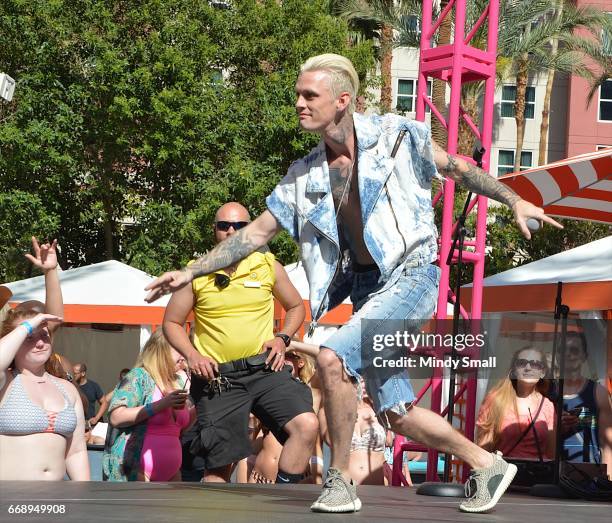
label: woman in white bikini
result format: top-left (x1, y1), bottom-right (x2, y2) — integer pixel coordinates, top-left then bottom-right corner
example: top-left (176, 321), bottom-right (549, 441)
top-left (0, 238), bottom-right (89, 481)
top-left (0, 310), bottom-right (89, 480)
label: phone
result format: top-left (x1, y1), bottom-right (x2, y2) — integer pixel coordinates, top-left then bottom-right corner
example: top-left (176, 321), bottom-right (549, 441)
top-left (172, 390), bottom-right (189, 410)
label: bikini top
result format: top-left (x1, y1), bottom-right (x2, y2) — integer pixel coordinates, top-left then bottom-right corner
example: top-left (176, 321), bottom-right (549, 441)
top-left (0, 371), bottom-right (78, 437)
top-left (351, 422), bottom-right (386, 453)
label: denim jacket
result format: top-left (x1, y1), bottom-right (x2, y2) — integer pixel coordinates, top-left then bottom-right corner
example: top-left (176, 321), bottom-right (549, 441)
top-left (266, 112), bottom-right (438, 327)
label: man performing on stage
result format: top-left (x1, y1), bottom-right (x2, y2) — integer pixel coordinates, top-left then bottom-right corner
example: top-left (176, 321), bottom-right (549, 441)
top-left (146, 54), bottom-right (562, 513)
top-left (162, 202), bottom-right (317, 484)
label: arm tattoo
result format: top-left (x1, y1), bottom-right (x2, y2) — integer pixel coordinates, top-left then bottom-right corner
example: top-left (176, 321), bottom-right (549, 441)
top-left (438, 153), bottom-right (459, 176)
top-left (460, 163), bottom-right (521, 208)
top-left (433, 141), bottom-right (520, 208)
top-left (183, 228), bottom-right (259, 279)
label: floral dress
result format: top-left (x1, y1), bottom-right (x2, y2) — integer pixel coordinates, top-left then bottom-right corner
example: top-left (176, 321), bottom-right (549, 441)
top-left (103, 367), bottom-right (155, 481)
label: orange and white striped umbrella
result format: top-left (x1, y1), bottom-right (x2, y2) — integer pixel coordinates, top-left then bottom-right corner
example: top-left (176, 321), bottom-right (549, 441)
top-left (500, 148), bottom-right (612, 223)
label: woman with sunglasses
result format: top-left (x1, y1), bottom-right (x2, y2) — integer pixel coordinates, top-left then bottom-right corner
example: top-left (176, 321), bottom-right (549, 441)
top-left (476, 346), bottom-right (555, 460)
top-left (103, 330), bottom-right (196, 481)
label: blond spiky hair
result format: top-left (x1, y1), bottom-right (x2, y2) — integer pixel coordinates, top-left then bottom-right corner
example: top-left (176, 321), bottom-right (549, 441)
top-left (300, 53), bottom-right (359, 114)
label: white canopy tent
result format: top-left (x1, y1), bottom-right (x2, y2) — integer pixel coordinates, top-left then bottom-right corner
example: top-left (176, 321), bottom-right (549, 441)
top-left (462, 236), bottom-right (612, 407)
top-left (463, 235), bottom-right (612, 313)
top-left (1, 260), bottom-right (170, 392)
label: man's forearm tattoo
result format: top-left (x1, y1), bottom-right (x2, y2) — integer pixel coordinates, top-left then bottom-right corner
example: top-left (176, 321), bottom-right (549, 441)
top-left (434, 140), bottom-right (520, 208)
top-left (460, 162), bottom-right (521, 208)
top-left (438, 152), bottom-right (459, 176)
top-left (183, 228), bottom-right (259, 279)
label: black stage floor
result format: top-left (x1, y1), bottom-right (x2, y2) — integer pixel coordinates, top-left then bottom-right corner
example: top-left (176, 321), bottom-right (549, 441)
top-left (1, 482), bottom-right (610, 523)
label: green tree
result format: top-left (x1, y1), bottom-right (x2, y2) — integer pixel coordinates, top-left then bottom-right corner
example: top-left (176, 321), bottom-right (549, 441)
top-left (485, 207), bottom-right (610, 277)
top-left (0, 0), bottom-right (374, 280)
top-left (0, 191), bottom-right (60, 282)
top-left (539, 3), bottom-right (612, 164)
top-left (331, 0), bottom-right (421, 112)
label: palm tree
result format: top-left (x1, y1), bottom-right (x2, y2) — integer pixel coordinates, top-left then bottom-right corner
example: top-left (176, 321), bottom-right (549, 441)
top-left (538, 2), bottom-right (612, 164)
top-left (496, 0), bottom-right (609, 171)
top-left (331, 0), bottom-right (422, 112)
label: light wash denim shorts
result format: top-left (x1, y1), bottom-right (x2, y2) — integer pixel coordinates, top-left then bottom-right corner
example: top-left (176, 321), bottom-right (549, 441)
top-left (321, 263), bottom-right (440, 424)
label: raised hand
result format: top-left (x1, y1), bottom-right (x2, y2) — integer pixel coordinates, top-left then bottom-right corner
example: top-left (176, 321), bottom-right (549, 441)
top-left (144, 270), bottom-right (193, 303)
top-left (24, 237), bottom-right (59, 272)
top-left (26, 313), bottom-right (63, 332)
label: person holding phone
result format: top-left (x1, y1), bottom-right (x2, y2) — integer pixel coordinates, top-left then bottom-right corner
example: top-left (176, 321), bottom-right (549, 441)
top-left (103, 330), bottom-right (195, 481)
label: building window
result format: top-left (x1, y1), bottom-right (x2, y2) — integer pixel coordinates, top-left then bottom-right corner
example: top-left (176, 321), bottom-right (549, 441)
top-left (401, 15), bottom-right (420, 33)
top-left (501, 85), bottom-right (535, 119)
top-left (396, 79), bottom-right (432, 113)
top-left (399, 15), bottom-right (421, 43)
top-left (599, 80), bottom-right (612, 121)
top-left (498, 150), bottom-right (532, 176)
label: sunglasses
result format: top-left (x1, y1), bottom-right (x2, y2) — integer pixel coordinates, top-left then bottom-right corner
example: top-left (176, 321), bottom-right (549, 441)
top-left (515, 358), bottom-right (545, 371)
top-left (215, 273), bottom-right (231, 289)
top-left (215, 221), bottom-right (249, 232)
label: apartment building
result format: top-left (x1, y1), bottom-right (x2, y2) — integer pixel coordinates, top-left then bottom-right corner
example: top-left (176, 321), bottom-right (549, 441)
top-left (566, 0), bottom-right (612, 155)
top-left (390, 1), bottom-right (610, 175)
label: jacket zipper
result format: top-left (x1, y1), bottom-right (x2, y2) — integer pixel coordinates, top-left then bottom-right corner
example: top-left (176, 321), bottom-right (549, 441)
top-left (385, 184), bottom-right (407, 260)
top-left (307, 226), bottom-right (340, 337)
top-left (385, 129), bottom-right (409, 261)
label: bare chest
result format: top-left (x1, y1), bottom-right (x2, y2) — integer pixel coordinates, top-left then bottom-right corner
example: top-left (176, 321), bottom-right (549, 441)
top-left (328, 159), bottom-right (373, 263)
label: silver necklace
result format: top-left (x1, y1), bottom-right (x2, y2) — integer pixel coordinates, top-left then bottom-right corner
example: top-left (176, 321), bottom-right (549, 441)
top-left (20, 371), bottom-right (47, 384)
top-left (334, 155), bottom-right (357, 221)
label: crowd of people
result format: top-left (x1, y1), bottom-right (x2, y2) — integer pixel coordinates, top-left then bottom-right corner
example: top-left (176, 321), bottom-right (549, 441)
top-left (0, 232), bottom-right (610, 508)
top-left (1, 52), bottom-right (609, 517)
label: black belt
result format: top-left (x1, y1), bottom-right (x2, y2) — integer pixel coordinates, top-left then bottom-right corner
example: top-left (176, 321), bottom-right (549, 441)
top-left (217, 352), bottom-right (269, 374)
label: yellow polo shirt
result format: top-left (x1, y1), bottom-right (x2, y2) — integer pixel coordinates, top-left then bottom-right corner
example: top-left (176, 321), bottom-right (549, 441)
top-left (191, 251), bottom-right (276, 363)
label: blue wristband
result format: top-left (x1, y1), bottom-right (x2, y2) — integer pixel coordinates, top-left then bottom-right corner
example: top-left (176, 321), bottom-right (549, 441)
top-left (20, 321), bottom-right (34, 336)
top-left (144, 403), bottom-right (155, 418)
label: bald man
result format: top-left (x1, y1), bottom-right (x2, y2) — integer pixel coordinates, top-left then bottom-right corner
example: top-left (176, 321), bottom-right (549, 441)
top-left (163, 202), bottom-right (318, 484)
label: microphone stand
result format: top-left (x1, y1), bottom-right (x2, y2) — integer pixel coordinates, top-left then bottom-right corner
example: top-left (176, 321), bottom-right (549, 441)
top-left (530, 281), bottom-right (571, 498)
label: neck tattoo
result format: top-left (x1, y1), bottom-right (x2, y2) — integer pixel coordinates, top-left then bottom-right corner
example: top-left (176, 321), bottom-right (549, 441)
top-left (329, 152), bottom-right (357, 220)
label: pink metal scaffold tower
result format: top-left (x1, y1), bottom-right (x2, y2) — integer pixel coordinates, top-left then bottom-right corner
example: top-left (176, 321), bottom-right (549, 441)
top-left (392, 0), bottom-right (500, 485)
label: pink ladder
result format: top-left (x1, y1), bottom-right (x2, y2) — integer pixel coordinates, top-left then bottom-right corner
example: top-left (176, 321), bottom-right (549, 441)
top-left (392, 0), bottom-right (499, 485)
